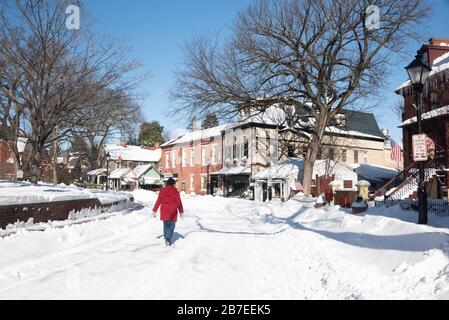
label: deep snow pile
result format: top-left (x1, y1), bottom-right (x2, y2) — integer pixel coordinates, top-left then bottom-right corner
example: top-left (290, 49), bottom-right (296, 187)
top-left (0, 181), bottom-right (132, 205)
top-left (0, 190), bottom-right (449, 300)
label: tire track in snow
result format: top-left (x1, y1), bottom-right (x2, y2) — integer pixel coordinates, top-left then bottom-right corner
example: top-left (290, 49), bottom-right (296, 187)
top-left (0, 211), bottom-right (152, 296)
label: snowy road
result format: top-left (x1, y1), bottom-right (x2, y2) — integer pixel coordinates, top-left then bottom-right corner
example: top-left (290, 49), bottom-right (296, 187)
top-left (1, 190), bottom-right (449, 300)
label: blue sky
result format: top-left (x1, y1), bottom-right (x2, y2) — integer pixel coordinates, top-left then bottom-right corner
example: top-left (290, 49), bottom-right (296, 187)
top-left (85, 0), bottom-right (449, 142)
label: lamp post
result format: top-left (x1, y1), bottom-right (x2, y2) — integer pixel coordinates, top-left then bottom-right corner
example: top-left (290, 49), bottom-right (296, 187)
top-left (405, 54), bottom-right (432, 225)
top-left (206, 159), bottom-right (211, 195)
top-left (106, 152), bottom-right (111, 191)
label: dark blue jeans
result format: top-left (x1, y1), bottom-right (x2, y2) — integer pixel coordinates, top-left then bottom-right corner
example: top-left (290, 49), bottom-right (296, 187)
top-left (163, 221), bottom-right (176, 242)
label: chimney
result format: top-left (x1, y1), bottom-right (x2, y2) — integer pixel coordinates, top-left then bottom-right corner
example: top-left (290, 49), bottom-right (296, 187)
top-left (429, 38), bottom-right (449, 46)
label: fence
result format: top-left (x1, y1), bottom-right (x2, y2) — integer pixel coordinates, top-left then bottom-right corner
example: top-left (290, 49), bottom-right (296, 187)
top-left (375, 198), bottom-right (449, 218)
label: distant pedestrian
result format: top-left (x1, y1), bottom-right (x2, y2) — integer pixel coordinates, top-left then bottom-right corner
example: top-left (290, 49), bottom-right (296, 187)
top-left (152, 178), bottom-right (184, 246)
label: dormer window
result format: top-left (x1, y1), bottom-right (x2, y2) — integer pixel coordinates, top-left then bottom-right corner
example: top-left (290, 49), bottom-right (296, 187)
top-left (335, 114), bottom-right (346, 127)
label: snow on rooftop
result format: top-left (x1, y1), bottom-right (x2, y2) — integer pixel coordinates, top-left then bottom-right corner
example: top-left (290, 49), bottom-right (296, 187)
top-left (349, 164), bottom-right (399, 183)
top-left (325, 126), bottom-right (384, 140)
top-left (253, 158), bottom-right (357, 182)
top-left (401, 105), bottom-right (449, 126)
top-left (109, 168), bottom-right (134, 179)
top-left (133, 164), bottom-right (153, 178)
top-left (105, 145), bottom-right (161, 163)
top-left (87, 168), bottom-right (107, 176)
top-left (396, 51), bottom-right (449, 92)
top-left (161, 124), bottom-right (229, 147)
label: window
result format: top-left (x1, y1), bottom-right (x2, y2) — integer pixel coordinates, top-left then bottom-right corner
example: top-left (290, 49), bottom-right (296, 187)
top-left (181, 181), bottom-right (186, 192)
top-left (287, 145), bottom-right (295, 158)
top-left (182, 148), bottom-right (187, 167)
top-left (266, 133), bottom-right (271, 157)
top-left (363, 152), bottom-right (368, 164)
top-left (329, 148), bottom-right (335, 161)
top-left (172, 150), bottom-right (177, 168)
top-left (190, 147), bottom-right (195, 167)
top-left (344, 180), bottom-right (353, 189)
top-left (190, 175), bottom-right (195, 193)
top-left (233, 137), bottom-right (237, 160)
top-left (201, 174), bottom-right (208, 191)
top-left (342, 150), bottom-right (347, 163)
top-left (243, 137), bottom-right (249, 158)
top-left (202, 146), bottom-right (208, 165)
top-left (116, 161), bottom-right (121, 169)
top-left (225, 145), bottom-right (232, 162)
top-left (211, 144), bottom-right (218, 164)
top-left (165, 152), bottom-right (170, 168)
top-left (256, 137), bottom-right (259, 153)
top-left (354, 150), bottom-right (359, 164)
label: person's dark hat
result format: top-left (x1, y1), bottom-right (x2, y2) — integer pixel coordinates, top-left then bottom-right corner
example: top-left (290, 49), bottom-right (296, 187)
top-left (166, 178), bottom-right (176, 186)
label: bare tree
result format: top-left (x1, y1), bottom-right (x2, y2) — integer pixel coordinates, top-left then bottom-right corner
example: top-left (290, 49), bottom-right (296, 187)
top-left (391, 99), bottom-right (405, 122)
top-left (171, 0), bottom-right (428, 195)
top-left (69, 91), bottom-right (142, 172)
top-left (0, 0), bottom-right (146, 183)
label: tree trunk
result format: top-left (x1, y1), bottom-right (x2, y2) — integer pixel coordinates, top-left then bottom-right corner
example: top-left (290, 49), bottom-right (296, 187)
top-left (302, 135), bottom-right (320, 196)
top-left (31, 141), bottom-right (42, 184)
top-left (302, 116), bottom-right (327, 196)
top-left (52, 127), bottom-right (59, 185)
top-left (31, 159), bottom-right (39, 184)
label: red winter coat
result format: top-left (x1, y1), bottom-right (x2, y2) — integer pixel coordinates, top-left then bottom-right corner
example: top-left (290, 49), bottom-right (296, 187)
top-left (152, 185), bottom-right (184, 222)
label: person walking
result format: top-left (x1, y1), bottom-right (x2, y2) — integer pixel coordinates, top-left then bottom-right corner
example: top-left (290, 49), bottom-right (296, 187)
top-left (152, 178), bottom-right (184, 246)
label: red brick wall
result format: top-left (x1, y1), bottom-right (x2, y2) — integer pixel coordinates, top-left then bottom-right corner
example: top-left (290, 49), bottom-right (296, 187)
top-left (0, 140), bottom-right (16, 180)
top-left (162, 136), bottom-right (223, 195)
top-left (401, 40), bottom-right (449, 168)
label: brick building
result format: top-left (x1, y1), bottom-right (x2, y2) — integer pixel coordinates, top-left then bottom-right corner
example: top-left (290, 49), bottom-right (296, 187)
top-left (397, 38), bottom-right (449, 170)
top-left (160, 125), bottom-right (227, 195)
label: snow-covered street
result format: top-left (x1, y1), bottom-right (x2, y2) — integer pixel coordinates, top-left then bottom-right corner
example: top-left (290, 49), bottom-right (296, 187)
top-left (1, 190), bottom-right (449, 300)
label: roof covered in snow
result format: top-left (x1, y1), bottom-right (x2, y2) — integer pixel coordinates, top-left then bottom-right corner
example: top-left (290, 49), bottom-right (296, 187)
top-left (133, 165), bottom-right (153, 178)
top-left (396, 51), bottom-right (449, 93)
top-left (109, 168), bottom-right (134, 179)
top-left (87, 168), bottom-right (107, 176)
top-left (212, 165), bottom-right (251, 176)
top-left (161, 124), bottom-right (229, 147)
top-left (253, 158), bottom-right (358, 182)
top-left (105, 145), bottom-right (161, 163)
top-left (349, 164), bottom-right (399, 183)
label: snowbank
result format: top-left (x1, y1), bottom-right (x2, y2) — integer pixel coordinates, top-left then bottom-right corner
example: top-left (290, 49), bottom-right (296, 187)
top-left (1, 191), bottom-right (449, 299)
top-left (0, 181), bottom-right (132, 206)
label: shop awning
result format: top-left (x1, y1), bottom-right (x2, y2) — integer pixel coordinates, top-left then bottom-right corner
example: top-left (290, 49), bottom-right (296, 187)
top-left (211, 166), bottom-right (251, 176)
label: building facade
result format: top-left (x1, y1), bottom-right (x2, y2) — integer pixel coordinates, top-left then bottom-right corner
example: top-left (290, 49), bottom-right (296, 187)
top-left (278, 110), bottom-right (402, 170)
top-left (397, 38), bottom-right (449, 172)
top-left (160, 125), bottom-right (226, 195)
top-left (214, 122), bottom-right (279, 197)
top-left (104, 144), bottom-right (162, 190)
top-left (160, 108), bottom-right (398, 199)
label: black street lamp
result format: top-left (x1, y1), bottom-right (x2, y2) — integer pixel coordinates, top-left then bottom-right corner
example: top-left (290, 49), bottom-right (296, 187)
top-left (405, 54), bottom-right (432, 225)
top-left (106, 152), bottom-right (111, 191)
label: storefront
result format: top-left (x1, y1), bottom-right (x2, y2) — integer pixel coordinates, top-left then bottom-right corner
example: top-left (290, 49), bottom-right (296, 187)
top-left (213, 166), bottom-right (252, 198)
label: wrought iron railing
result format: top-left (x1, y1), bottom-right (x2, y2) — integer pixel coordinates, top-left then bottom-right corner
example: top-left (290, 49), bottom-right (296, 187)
top-left (375, 162), bottom-right (417, 197)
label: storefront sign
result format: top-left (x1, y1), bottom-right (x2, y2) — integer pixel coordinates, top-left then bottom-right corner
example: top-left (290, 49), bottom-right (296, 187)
top-left (412, 134), bottom-right (428, 162)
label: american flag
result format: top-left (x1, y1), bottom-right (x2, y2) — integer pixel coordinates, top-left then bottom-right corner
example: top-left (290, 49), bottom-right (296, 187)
top-left (390, 139), bottom-right (403, 162)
